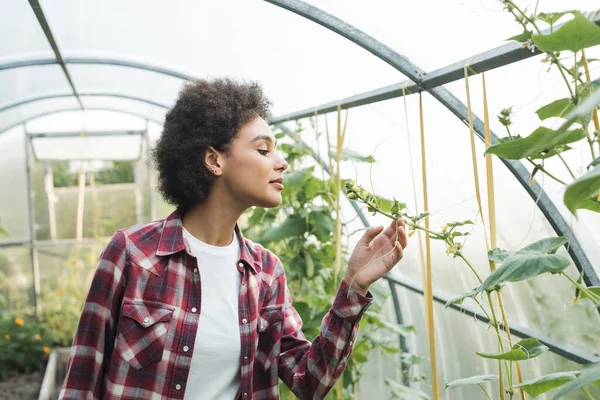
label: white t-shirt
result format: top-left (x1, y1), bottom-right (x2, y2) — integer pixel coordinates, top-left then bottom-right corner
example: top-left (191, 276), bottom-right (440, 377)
top-left (182, 228), bottom-right (242, 400)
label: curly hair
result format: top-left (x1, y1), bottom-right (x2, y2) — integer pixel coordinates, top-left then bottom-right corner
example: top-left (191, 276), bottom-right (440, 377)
top-left (152, 78), bottom-right (272, 212)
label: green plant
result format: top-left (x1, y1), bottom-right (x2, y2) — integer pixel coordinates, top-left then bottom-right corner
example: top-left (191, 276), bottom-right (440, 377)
top-left (0, 313), bottom-right (52, 381)
top-left (243, 126), bottom-right (417, 399)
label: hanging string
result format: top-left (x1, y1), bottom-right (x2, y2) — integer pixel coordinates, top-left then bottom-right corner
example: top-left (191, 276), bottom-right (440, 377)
top-left (419, 93), bottom-right (440, 400)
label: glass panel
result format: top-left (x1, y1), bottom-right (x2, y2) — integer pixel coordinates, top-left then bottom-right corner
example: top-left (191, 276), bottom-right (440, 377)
top-left (41, 0), bottom-right (405, 115)
top-left (81, 96), bottom-right (167, 125)
top-left (394, 285), bottom-right (600, 398)
top-left (304, 0), bottom-right (597, 70)
top-left (0, 65), bottom-right (70, 107)
top-left (31, 135), bottom-right (143, 161)
top-left (0, 0), bottom-right (53, 63)
top-left (26, 110), bottom-right (146, 133)
top-left (0, 126), bottom-right (29, 242)
top-left (0, 246), bottom-right (33, 313)
top-left (0, 97), bottom-right (80, 134)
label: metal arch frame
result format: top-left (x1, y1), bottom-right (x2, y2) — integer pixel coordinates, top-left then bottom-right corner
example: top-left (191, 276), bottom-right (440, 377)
top-left (266, 0), bottom-right (599, 289)
top-left (0, 56), bottom-right (195, 82)
top-left (1, 107), bottom-right (163, 136)
top-left (0, 92), bottom-right (170, 115)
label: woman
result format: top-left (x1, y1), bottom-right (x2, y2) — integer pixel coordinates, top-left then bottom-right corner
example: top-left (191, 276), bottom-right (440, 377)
top-left (59, 78), bottom-right (408, 400)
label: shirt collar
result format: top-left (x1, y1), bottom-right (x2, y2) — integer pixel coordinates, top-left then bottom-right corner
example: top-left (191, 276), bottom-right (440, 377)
top-left (156, 209), bottom-right (262, 273)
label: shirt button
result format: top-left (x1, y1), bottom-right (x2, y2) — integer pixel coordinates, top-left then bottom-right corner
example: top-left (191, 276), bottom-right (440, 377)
top-left (238, 262), bottom-right (244, 268)
top-left (143, 317), bottom-right (150, 324)
top-left (243, 393), bottom-right (248, 397)
top-left (244, 356), bottom-right (248, 361)
top-left (242, 318), bottom-right (247, 324)
top-left (191, 307), bottom-right (197, 313)
top-left (175, 384), bottom-right (182, 390)
top-left (349, 340), bottom-right (354, 346)
top-left (193, 267), bottom-right (198, 273)
top-left (183, 346), bottom-right (189, 352)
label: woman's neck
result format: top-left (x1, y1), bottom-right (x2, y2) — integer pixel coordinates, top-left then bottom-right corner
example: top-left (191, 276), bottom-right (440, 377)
top-left (182, 194), bottom-right (244, 246)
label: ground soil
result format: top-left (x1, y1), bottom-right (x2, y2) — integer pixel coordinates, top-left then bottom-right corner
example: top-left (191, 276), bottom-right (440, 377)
top-left (0, 371), bottom-right (43, 400)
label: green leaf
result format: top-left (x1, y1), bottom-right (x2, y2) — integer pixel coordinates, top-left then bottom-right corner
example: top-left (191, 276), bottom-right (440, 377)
top-left (554, 362), bottom-right (600, 398)
top-left (537, 12), bottom-right (570, 26)
top-left (507, 29), bottom-right (532, 43)
top-left (0, 226), bottom-right (8, 236)
top-left (590, 156), bottom-right (600, 169)
top-left (401, 353), bottom-right (427, 366)
top-left (259, 217), bottom-right (307, 243)
top-left (564, 166), bottom-right (600, 214)
top-left (578, 197), bottom-right (600, 213)
top-left (445, 374), bottom-right (499, 390)
top-left (485, 127), bottom-right (587, 160)
top-left (488, 248), bottom-right (511, 263)
top-left (513, 371), bottom-right (578, 398)
top-left (446, 220), bottom-right (474, 228)
top-left (477, 338), bottom-right (549, 361)
top-left (308, 210), bottom-right (334, 241)
top-left (385, 378), bottom-right (431, 400)
top-left (284, 168), bottom-right (314, 187)
top-left (580, 286), bottom-right (600, 302)
top-left (529, 144), bottom-right (573, 160)
top-left (328, 147), bottom-right (375, 163)
top-left (445, 286), bottom-right (480, 308)
top-left (557, 89), bottom-right (600, 133)
top-left (479, 237), bottom-right (570, 291)
top-left (532, 12), bottom-right (600, 53)
top-left (536, 98), bottom-right (575, 120)
top-left (365, 311), bottom-right (416, 336)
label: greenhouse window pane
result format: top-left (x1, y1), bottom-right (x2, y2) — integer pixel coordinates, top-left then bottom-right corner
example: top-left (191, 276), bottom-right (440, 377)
top-left (80, 96), bottom-right (167, 125)
top-left (0, 1), bottom-right (53, 63)
top-left (32, 135), bottom-right (143, 161)
top-left (26, 110), bottom-right (147, 133)
top-left (0, 65), bottom-right (70, 108)
top-left (41, 0), bottom-right (405, 115)
top-left (0, 127), bottom-right (30, 242)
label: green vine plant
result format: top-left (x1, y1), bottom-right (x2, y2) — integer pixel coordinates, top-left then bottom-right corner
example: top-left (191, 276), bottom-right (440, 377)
top-left (342, 9), bottom-right (600, 399)
top-left (243, 125), bottom-right (425, 400)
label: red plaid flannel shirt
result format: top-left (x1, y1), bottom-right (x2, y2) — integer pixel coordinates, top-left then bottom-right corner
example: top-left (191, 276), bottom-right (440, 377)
top-left (59, 210), bottom-right (373, 399)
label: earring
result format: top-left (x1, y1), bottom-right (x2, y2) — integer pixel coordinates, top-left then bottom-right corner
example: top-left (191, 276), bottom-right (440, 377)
top-left (212, 168), bottom-right (218, 174)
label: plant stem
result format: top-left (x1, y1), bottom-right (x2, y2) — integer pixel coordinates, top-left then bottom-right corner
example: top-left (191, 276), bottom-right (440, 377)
top-left (473, 297), bottom-right (494, 322)
top-left (562, 272), bottom-right (600, 303)
top-left (556, 152), bottom-right (576, 180)
top-left (582, 387), bottom-right (595, 400)
top-left (455, 251), bottom-right (484, 284)
top-left (479, 384), bottom-right (493, 400)
top-left (526, 159), bottom-right (566, 185)
top-left (487, 292), bottom-right (509, 400)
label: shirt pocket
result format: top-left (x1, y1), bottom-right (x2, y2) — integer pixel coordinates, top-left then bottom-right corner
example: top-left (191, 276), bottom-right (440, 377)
top-left (116, 300), bottom-right (175, 370)
top-left (256, 306), bottom-right (284, 371)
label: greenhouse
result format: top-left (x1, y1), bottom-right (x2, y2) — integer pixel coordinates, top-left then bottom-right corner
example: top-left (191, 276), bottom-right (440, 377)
top-left (1, 0), bottom-right (600, 399)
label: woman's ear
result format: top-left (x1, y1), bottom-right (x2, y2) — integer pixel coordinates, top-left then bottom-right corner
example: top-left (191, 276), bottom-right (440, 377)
top-left (204, 146), bottom-right (222, 176)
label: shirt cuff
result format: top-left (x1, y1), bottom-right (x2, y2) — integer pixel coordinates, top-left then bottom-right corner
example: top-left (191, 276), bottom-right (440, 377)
top-left (332, 280), bottom-right (374, 323)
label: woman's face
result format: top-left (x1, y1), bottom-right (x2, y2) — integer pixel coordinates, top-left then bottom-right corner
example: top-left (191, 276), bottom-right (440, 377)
top-left (220, 116), bottom-right (288, 209)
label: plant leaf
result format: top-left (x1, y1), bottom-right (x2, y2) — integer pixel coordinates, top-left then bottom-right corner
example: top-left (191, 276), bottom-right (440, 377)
top-left (445, 286), bottom-right (480, 308)
top-left (536, 98), bottom-right (575, 120)
top-left (580, 286), bottom-right (600, 302)
top-left (0, 227), bottom-right (8, 236)
top-left (556, 87), bottom-right (600, 133)
top-left (445, 375), bottom-right (499, 390)
top-left (328, 147), bottom-right (375, 163)
top-left (529, 145), bottom-right (573, 160)
top-left (507, 29), bottom-right (532, 42)
top-left (259, 217), bottom-right (307, 243)
top-left (284, 167), bottom-right (314, 187)
top-left (537, 12), bottom-right (570, 26)
top-left (385, 378), bottom-right (431, 400)
top-left (488, 248), bottom-right (511, 263)
top-left (477, 338), bottom-right (549, 361)
top-left (589, 156), bottom-right (600, 169)
top-left (446, 220), bottom-right (474, 228)
top-left (532, 12), bottom-right (600, 53)
top-left (554, 362), bottom-right (600, 398)
top-left (513, 371), bottom-right (578, 398)
top-left (303, 250), bottom-right (314, 278)
top-left (485, 127), bottom-right (586, 160)
top-left (479, 237), bottom-right (570, 291)
top-left (564, 166), bottom-right (600, 215)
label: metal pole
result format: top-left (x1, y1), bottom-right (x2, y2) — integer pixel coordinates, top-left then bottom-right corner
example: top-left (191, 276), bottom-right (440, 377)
top-left (24, 127), bottom-right (42, 317)
top-left (144, 121), bottom-right (155, 221)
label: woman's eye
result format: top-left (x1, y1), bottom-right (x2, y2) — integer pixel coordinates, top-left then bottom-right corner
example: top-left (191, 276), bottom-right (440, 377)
top-left (258, 149), bottom-right (269, 156)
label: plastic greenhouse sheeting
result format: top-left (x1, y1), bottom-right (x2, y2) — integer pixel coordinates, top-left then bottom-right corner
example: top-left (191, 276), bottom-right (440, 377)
top-left (2, 0), bottom-right (600, 399)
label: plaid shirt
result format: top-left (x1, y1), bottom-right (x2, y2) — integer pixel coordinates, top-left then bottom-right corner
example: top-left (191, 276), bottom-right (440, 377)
top-left (59, 210), bottom-right (373, 400)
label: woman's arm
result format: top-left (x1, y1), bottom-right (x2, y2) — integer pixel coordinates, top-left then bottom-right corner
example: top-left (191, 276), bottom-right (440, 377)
top-left (59, 230), bottom-right (128, 400)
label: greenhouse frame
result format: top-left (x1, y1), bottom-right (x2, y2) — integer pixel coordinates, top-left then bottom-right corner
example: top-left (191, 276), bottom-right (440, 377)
top-left (1, 1), bottom-right (600, 399)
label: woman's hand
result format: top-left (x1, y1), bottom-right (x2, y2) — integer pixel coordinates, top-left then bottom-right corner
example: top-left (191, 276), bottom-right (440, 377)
top-left (344, 217), bottom-right (408, 296)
